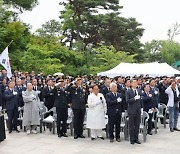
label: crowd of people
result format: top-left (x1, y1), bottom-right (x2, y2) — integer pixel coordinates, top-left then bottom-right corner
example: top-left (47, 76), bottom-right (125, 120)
top-left (0, 69), bottom-right (180, 145)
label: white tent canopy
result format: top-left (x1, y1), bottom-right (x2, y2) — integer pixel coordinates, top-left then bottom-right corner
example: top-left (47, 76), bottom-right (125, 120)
top-left (97, 62), bottom-right (180, 77)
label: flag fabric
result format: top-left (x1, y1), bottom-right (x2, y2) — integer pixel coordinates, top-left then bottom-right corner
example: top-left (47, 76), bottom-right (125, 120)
top-left (0, 47), bottom-right (12, 78)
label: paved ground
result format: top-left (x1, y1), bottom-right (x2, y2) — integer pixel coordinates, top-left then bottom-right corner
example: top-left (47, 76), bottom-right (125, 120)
top-left (0, 121), bottom-right (180, 154)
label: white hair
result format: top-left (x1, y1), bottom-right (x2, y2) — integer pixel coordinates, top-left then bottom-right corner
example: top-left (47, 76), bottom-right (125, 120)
top-left (110, 82), bottom-right (117, 89)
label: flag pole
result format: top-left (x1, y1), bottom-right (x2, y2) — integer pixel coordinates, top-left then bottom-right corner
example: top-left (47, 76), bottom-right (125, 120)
top-left (7, 40), bottom-right (13, 48)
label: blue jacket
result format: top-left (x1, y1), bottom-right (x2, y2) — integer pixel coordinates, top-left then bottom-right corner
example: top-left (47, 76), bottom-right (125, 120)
top-left (142, 92), bottom-right (154, 113)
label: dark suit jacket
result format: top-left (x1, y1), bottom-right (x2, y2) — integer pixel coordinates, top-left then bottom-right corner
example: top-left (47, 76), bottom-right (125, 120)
top-left (33, 86), bottom-right (43, 101)
top-left (0, 84), bottom-right (2, 107)
top-left (142, 92), bottom-right (154, 113)
top-left (14, 86), bottom-right (26, 107)
top-left (149, 86), bottom-right (159, 108)
top-left (117, 84), bottom-right (124, 93)
top-left (5, 89), bottom-right (19, 110)
top-left (100, 84), bottom-right (110, 98)
top-left (42, 86), bottom-right (56, 109)
top-left (157, 83), bottom-right (168, 105)
top-left (126, 88), bottom-right (143, 115)
top-left (54, 87), bottom-right (69, 109)
top-left (68, 85), bottom-right (87, 110)
top-left (106, 92), bottom-right (123, 116)
top-left (121, 87), bottom-right (130, 111)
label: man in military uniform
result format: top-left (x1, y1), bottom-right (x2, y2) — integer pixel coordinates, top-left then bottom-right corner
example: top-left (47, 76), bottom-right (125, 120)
top-left (68, 77), bottom-right (87, 139)
top-left (54, 78), bottom-right (69, 138)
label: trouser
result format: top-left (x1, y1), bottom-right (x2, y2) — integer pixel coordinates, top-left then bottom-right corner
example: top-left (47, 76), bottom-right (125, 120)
top-left (129, 113), bottom-right (141, 142)
top-left (72, 109), bottom-right (86, 136)
top-left (56, 108), bottom-right (68, 135)
top-left (91, 129), bottom-right (103, 138)
top-left (108, 113), bottom-right (121, 140)
top-left (7, 108), bottom-right (18, 131)
top-left (26, 125), bottom-right (37, 131)
top-left (44, 103), bottom-right (53, 117)
top-left (148, 113), bottom-right (153, 134)
top-left (168, 105), bottom-right (179, 129)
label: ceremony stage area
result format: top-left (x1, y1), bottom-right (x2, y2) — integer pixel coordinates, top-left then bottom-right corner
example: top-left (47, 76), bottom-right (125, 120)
top-left (0, 121), bottom-right (180, 154)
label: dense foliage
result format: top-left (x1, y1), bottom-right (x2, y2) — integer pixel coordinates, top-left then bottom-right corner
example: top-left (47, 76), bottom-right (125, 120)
top-left (0, 0), bottom-right (179, 76)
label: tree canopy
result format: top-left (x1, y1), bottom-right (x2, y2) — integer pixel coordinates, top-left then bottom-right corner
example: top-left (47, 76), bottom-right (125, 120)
top-left (0, 0), bottom-right (179, 76)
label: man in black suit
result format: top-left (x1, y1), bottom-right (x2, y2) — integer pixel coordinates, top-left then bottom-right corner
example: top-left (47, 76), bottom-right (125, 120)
top-left (32, 79), bottom-right (43, 101)
top-left (15, 79), bottom-right (26, 107)
top-left (126, 79), bottom-right (143, 145)
top-left (68, 77), bottom-right (87, 139)
top-left (149, 79), bottom-right (159, 108)
top-left (121, 79), bottom-right (131, 111)
top-left (106, 82), bottom-right (123, 142)
top-left (117, 77), bottom-right (124, 93)
top-left (5, 81), bottom-right (20, 133)
top-left (100, 78), bottom-right (111, 98)
top-left (157, 78), bottom-right (168, 105)
top-left (142, 84), bottom-right (155, 135)
top-left (1, 77), bottom-right (7, 109)
top-left (137, 78), bottom-right (143, 90)
top-left (54, 78), bottom-right (69, 138)
top-left (42, 79), bottom-right (56, 111)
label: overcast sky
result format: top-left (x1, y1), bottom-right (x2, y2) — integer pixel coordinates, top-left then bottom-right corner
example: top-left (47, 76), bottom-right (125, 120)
top-left (19, 0), bottom-right (180, 43)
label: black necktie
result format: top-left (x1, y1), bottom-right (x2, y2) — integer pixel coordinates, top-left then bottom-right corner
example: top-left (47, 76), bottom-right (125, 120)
top-left (134, 90), bottom-right (137, 95)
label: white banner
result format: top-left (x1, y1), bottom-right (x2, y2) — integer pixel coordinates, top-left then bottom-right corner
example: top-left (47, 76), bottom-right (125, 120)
top-left (0, 47), bottom-right (12, 78)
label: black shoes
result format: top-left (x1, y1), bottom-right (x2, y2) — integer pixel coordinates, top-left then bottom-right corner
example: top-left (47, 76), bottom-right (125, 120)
top-left (116, 138), bottom-right (121, 142)
top-left (98, 137), bottom-right (104, 140)
top-left (148, 132), bottom-right (152, 135)
top-left (110, 139), bottom-right (114, 143)
top-left (74, 136), bottom-right (78, 139)
top-left (131, 140), bottom-right (141, 144)
top-left (170, 128), bottom-right (174, 132)
top-left (58, 133), bottom-right (68, 138)
top-left (62, 133), bottom-right (68, 137)
top-left (91, 137), bottom-right (96, 141)
top-left (15, 130), bottom-right (20, 133)
top-left (130, 142), bottom-right (135, 145)
top-left (78, 135), bottom-right (85, 138)
top-left (134, 140), bottom-right (141, 144)
top-left (173, 128), bottom-right (180, 131)
top-left (9, 130), bottom-right (20, 133)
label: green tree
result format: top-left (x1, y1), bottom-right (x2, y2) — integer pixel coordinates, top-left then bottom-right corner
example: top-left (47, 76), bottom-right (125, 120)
top-left (60, 0), bottom-right (144, 61)
top-left (143, 40), bottom-right (162, 62)
top-left (3, 0), bottom-right (38, 11)
top-left (90, 45), bottom-right (136, 74)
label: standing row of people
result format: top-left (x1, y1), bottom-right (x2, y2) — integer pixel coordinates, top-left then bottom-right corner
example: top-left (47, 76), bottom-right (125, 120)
top-left (0, 70), bottom-right (180, 144)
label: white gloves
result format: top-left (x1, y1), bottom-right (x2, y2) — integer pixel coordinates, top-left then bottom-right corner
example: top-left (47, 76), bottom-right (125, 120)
top-left (36, 90), bottom-right (41, 94)
top-left (154, 91), bottom-right (158, 95)
top-left (134, 95), bottom-right (140, 100)
top-left (18, 107), bottom-right (21, 111)
top-left (117, 97), bottom-right (122, 103)
top-left (149, 94), bottom-right (152, 97)
top-left (141, 108), bottom-right (143, 115)
top-left (13, 91), bottom-right (18, 95)
top-left (31, 94), bottom-right (36, 99)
